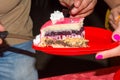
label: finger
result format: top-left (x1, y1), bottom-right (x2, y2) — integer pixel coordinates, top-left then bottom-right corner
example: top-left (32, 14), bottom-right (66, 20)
top-left (77, 0), bottom-right (96, 14)
top-left (109, 14), bottom-right (115, 24)
top-left (0, 22), bottom-right (5, 44)
top-left (59, 0), bottom-right (74, 7)
top-left (115, 15), bottom-right (120, 26)
top-left (74, 0), bottom-right (82, 8)
top-left (59, 1), bottom-right (69, 7)
top-left (70, 9), bottom-right (93, 18)
top-left (110, 9), bottom-right (120, 23)
top-left (0, 24), bottom-right (5, 31)
top-left (109, 20), bottom-right (117, 29)
top-left (0, 39), bottom-right (3, 44)
top-left (111, 11), bottom-right (119, 22)
top-left (112, 25), bottom-right (120, 42)
top-left (71, 0), bottom-right (90, 15)
top-left (109, 13), bottom-right (119, 29)
top-left (96, 46), bottom-right (120, 59)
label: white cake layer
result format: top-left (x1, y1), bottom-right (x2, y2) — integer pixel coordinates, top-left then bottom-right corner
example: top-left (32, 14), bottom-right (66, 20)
top-left (40, 19), bottom-right (83, 37)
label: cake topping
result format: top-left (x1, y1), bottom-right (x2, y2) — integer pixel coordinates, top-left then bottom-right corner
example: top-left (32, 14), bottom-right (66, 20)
top-left (33, 35), bottom-right (40, 46)
top-left (50, 10), bottom-right (64, 24)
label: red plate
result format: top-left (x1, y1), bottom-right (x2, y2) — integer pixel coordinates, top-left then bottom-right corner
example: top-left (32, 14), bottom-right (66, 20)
top-left (32, 26), bottom-right (119, 56)
top-left (114, 68), bottom-right (120, 80)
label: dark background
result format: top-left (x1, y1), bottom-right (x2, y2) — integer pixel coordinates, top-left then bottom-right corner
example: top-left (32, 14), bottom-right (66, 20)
top-left (30, 0), bottom-right (119, 79)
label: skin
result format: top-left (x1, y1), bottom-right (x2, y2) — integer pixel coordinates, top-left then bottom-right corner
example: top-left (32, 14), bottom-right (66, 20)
top-left (104, 0), bottom-right (120, 9)
top-left (109, 5), bottom-right (120, 29)
top-left (59, 0), bottom-right (97, 18)
top-left (0, 23), bottom-right (5, 44)
top-left (96, 2), bottom-right (120, 59)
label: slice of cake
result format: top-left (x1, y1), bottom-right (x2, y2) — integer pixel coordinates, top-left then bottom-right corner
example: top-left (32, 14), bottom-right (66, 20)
top-left (33, 11), bottom-right (88, 48)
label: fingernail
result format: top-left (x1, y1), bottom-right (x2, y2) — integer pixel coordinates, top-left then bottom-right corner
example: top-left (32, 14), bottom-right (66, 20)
top-left (96, 55), bottom-right (103, 60)
top-left (113, 34), bottom-right (120, 41)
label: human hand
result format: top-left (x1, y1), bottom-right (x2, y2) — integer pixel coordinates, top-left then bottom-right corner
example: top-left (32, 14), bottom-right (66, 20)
top-left (95, 26), bottom-right (120, 60)
top-left (95, 5), bottom-right (120, 60)
top-left (108, 5), bottom-right (120, 29)
top-left (0, 23), bottom-right (5, 44)
top-left (59, 0), bottom-right (97, 18)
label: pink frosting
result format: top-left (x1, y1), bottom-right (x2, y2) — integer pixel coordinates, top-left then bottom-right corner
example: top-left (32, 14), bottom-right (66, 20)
top-left (40, 18), bottom-right (83, 30)
top-left (39, 18), bottom-right (84, 43)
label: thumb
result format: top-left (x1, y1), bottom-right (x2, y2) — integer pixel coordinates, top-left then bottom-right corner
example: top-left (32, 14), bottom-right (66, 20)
top-left (95, 46), bottom-right (120, 59)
